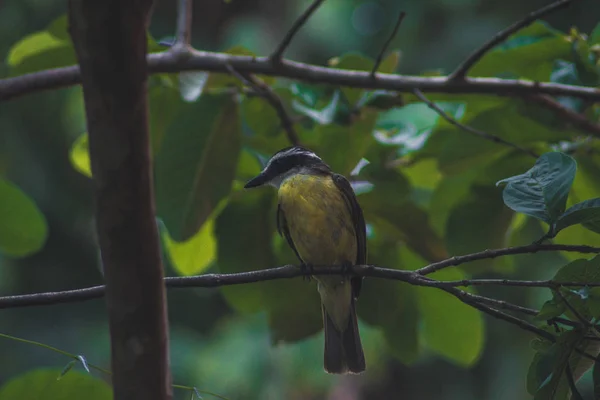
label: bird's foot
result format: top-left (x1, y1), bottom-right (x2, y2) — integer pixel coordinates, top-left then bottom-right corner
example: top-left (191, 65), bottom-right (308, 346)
top-left (300, 263), bottom-right (314, 282)
top-left (341, 260), bottom-right (354, 278)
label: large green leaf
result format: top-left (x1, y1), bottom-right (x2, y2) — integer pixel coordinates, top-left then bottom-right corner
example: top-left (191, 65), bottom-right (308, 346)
top-left (417, 268), bottom-right (484, 366)
top-left (556, 198), bottom-right (600, 234)
top-left (155, 92), bottom-right (241, 241)
top-left (497, 152), bottom-right (577, 224)
top-left (215, 190), bottom-right (276, 314)
top-left (0, 179), bottom-right (48, 257)
top-left (0, 369), bottom-right (112, 400)
top-left (445, 185), bottom-right (514, 272)
top-left (469, 22), bottom-right (571, 81)
top-left (161, 217), bottom-right (217, 276)
top-left (357, 240), bottom-right (420, 364)
top-left (359, 166), bottom-right (447, 262)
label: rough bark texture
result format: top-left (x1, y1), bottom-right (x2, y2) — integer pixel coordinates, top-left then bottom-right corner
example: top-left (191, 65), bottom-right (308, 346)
top-left (67, 1), bottom-right (172, 399)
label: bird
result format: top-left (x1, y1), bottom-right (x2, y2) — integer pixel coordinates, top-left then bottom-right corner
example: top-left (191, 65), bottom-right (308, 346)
top-left (244, 146), bottom-right (366, 374)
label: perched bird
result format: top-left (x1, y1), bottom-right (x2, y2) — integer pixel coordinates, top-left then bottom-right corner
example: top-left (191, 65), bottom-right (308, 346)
top-left (244, 146), bottom-right (366, 374)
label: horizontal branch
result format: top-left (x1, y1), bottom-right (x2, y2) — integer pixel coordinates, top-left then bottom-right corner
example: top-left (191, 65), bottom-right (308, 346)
top-left (1, 243), bottom-right (598, 309)
top-left (2, 48), bottom-right (600, 103)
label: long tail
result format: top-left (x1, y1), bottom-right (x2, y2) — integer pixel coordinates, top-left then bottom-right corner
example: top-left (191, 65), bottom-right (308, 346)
top-left (322, 297), bottom-right (365, 374)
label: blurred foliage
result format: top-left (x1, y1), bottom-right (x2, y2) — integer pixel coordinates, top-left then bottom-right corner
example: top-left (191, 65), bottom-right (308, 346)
top-left (0, 1), bottom-right (600, 399)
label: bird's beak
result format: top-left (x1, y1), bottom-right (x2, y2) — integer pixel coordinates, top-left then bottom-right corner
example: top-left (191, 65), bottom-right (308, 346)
top-left (244, 172), bottom-right (269, 189)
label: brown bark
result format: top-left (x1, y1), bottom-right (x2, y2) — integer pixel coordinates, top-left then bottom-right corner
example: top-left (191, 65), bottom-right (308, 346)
top-left (67, 1), bottom-right (172, 399)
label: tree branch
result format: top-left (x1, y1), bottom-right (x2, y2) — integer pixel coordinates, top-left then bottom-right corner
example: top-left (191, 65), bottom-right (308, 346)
top-left (438, 278), bottom-right (600, 288)
top-left (174, 0), bottom-right (192, 48)
top-left (68, 1), bottom-right (171, 399)
top-left (413, 88), bottom-right (539, 158)
top-left (225, 64), bottom-right (300, 145)
top-left (448, 0), bottom-right (573, 80)
top-left (2, 242), bottom-right (598, 309)
top-left (415, 243), bottom-right (600, 275)
top-left (529, 94), bottom-right (600, 139)
top-left (3, 50), bottom-right (600, 104)
top-left (270, 0), bottom-right (326, 63)
top-left (371, 11), bottom-right (406, 78)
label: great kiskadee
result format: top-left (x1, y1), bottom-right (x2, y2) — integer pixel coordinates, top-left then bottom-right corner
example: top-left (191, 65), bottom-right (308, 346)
top-left (244, 146), bottom-right (366, 374)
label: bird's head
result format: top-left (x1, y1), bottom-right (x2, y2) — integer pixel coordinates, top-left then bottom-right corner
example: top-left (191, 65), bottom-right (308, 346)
top-left (244, 146), bottom-right (329, 189)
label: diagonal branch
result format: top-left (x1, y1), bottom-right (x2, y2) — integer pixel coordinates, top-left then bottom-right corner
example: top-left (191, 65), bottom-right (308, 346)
top-left (371, 11), bottom-right (406, 78)
top-left (413, 88), bottom-right (539, 158)
top-left (226, 64), bottom-right (300, 145)
top-left (437, 278), bottom-right (600, 288)
top-left (448, 0), bottom-right (573, 80)
top-left (529, 94), bottom-right (600, 140)
top-left (270, 0), bottom-right (326, 63)
top-left (415, 243), bottom-right (600, 275)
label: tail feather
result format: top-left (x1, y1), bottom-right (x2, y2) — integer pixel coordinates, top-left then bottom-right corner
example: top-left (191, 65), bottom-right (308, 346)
top-left (322, 298), bottom-right (365, 374)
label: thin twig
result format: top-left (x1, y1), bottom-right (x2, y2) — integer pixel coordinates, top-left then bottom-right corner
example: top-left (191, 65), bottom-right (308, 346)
top-left (438, 286), bottom-right (557, 341)
top-left (225, 64), bottom-right (300, 145)
top-left (439, 278), bottom-right (600, 288)
top-left (530, 94), bottom-right (600, 140)
top-left (3, 53), bottom-right (600, 103)
top-left (565, 361), bottom-right (584, 400)
top-left (270, 0), bottom-right (326, 63)
top-left (371, 11), bottom-right (406, 78)
top-left (416, 243), bottom-right (600, 275)
top-left (448, 0), bottom-right (573, 80)
top-left (413, 88), bottom-right (539, 158)
top-left (174, 0), bottom-right (193, 47)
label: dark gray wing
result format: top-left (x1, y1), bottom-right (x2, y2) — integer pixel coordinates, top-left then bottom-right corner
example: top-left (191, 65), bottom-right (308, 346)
top-left (331, 173), bottom-right (367, 298)
top-left (277, 203), bottom-right (304, 264)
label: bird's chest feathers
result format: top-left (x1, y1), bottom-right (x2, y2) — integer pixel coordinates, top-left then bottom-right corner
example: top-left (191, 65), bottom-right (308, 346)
top-left (278, 175), bottom-right (356, 264)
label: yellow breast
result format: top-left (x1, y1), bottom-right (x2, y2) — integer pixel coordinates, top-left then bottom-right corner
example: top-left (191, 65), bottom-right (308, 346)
top-left (278, 174), bottom-right (357, 266)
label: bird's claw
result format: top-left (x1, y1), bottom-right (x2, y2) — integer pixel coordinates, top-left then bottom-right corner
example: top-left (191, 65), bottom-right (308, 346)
top-left (300, 263), bottom-right (314, 282)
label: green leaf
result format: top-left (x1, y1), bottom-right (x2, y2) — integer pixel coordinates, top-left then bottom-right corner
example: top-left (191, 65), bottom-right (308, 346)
top-left (535, 299), bottom-right (566, 321)
top-left (0, 369), bottom-right (112, 400)
top-left (309, 108), bottom-right (378, 175)
top-left (149, 85), bottom-right (182, 154)
top-left (215, 191), bottom-right (276, 314)
top-left (69, 134), bottom-right (92, 178)
top-left (594, 359), bottom-right (600, 399)
top-left (469, 22), bottom-right (571, 81)
top-left (292, 90), bottom-right (341, 125)
top-left (357, 241), bottom-right (420, 364)
top-left (162, 217), bottom-right (217, 276)
top-left (155, 92), bottom-right (241, 242)
top-left (359, 166), bottom-right (447, 262)
top-left (556, 198), bottom-right (600, 234)
top-left (0, 179), bottom-right (48, 257)
top-left (7, 16), bottom-right (76, 75)
top-left (417, 268), bottom-right (484, 366)
top-left (445, 185), bottom-right (514, 272)
top-left (591, 23), bottom-right (600, 45)
top-left (497, 152), bottom-right (577, 224)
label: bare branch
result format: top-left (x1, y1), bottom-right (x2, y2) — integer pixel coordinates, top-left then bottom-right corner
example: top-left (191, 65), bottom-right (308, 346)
top-left (3, 51), bottom-right (600, 103)
top-left (448, 0), bottom-right (573, 80)
top-left (530, 94), bottom-right (600, 140)
top-left (439, 278), bottom-right (600, 288)
top-left (174, 0), bottom-right (193, 49)
top-left (438, 285), bottom-right (557, 341)
top-left (413, 88), bottom-right (539, 158)
top-left (2, 242), bottom-right (599, 309)
top-left (226, 64), bottom-right (300, 145)
top-left (415, 243), bottom-right (600, 276)
top-left (371, 11), bottom-right (406, 78)
top-left (270, 0), bottom-right (326, 63)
